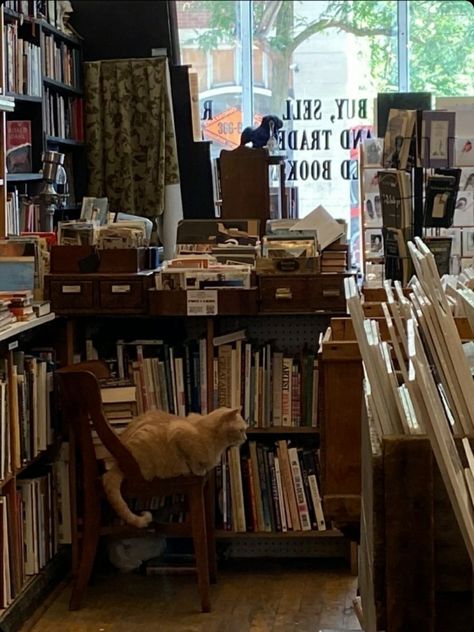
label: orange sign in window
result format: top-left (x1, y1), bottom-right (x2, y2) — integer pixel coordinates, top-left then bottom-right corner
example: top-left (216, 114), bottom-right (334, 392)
top-left (203, 107), bottom-right (243, 149)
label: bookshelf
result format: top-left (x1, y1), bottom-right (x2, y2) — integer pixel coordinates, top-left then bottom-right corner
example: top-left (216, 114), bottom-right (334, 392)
top-left (0, 312), bottom-right (71, 630)
top-left (60, 304), bottom-right (350, 558)
top-left (1, 3), bottom-right (86, 236)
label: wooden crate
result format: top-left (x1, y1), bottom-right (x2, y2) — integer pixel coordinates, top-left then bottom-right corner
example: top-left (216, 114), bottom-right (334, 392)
top-left (320, 316), bottom-right (474, 529)
top-left (360, 402), bottom-right (474, 632)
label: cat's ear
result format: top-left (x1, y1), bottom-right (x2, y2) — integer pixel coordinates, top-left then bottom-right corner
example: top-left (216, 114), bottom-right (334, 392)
top-left (222, 406), bottom-right (241, 421)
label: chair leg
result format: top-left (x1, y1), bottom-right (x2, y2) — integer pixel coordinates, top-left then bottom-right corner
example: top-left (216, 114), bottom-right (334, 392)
top-left (189, 484), bottom-right (211, 613)
top-left (69, 509), bottom-right (101, 610)
top-left (204, 480), bottom-right (217, 584)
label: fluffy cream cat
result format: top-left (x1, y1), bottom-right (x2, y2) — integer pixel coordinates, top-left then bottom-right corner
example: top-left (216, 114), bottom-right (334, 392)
top-left (102, 406), bottom-right (247, 528)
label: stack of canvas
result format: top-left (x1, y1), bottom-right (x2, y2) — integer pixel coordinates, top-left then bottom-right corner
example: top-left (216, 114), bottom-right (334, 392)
top-left (345, 237), bottom-right (474, 564)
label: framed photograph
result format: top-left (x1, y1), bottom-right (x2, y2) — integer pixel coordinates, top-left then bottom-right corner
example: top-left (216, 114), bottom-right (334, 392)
top-left (362, 138), bottom-right (384, 167)
top-left (462, 229), bottom-right (474, 257)
top-left (453, 191), bottom-right (474, 227)
top-left (446, 228), bottom-right (461, 257)
top-left (363, 168), bottom-right (380, 195)
top-left (455, 138), bottom-right (474, 168)
top-left (461, 168), bottom-right (474, 192)
top-left (364, 193), bottom-right (382, 228)
top-left (365, 229), bottom-right (383, 259)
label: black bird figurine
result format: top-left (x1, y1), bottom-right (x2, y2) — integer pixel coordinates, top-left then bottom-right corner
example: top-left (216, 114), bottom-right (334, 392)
top-left (240, 115), bottom-right (283, 149)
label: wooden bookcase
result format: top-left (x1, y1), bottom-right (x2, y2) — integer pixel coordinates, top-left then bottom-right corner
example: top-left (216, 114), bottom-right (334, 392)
top-left (0, 313), bottom-right (71, 631)
top-left (54, 285), bottom-right (355, 560)
top-left (1, 3), bottom-right (86, 234)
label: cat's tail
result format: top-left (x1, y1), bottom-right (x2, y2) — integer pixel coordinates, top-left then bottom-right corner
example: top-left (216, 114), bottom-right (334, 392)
top-left (102, 467), bottom-right (152, 528)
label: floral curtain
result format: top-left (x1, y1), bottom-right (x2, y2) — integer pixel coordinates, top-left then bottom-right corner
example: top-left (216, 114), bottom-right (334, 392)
top-left (84, 57), bottom-right (180, 220)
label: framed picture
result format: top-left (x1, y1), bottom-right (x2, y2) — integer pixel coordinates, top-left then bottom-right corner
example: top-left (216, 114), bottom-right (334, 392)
top-left (362, 138), bottom-right (384, 168)
top-left (462, 229), bottom-right (474, 257)
top-left (363, 168), bottom-right (380, 195)
top-left (461, 168), bottom-right (474, 192)
top-left (453, 191), bottom-right (474, 227)
top-left (365, 229), bottom-right (383, 259)
top-left (455, 138), bottom-right (474, 168)
top-left (446, 228), bottom-right (461, 257)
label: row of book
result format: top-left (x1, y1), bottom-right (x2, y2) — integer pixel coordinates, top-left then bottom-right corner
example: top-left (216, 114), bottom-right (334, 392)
top-left (111, 332), bottom-right (320, 428)
top-left (44, 89), bottom-right (84, 141)
top-left (4, 1), bottom-right (56, 24)
top-left (0, 470), bottom-right (59, 608)
top-left (42, 33), bottom-right (81, 88)
top-left (0, 349), bottom-right (55, 480)
top-left (3, 23), bottom-right (42, 96)
top-left (217, 440), bottom-right (325, 533)
top-left (7, 195), bottom-right (41, 235)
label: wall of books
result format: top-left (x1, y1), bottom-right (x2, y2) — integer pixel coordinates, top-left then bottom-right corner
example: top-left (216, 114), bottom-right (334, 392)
top-left (361, 95), bottom-right (474, 285)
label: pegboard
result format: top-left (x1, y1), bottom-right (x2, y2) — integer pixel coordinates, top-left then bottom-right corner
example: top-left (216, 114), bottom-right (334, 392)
top-left (215, 315), bottom-right (331, 355)
top-left (221, 534), bottom-right (346, 559)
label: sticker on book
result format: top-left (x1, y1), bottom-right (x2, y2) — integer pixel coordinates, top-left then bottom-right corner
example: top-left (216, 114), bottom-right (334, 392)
top-left (186, 290), bottom-right (218, 316)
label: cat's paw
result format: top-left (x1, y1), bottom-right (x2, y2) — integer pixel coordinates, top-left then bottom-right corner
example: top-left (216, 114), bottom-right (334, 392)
top-left (138, 511), bottom-right (153, 527)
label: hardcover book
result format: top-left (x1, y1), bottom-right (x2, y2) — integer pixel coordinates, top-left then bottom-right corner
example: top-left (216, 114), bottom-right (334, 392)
top-left (6, 120), bottom-right (32, 173)
top-left (423, 168), bottom-right (461, 228)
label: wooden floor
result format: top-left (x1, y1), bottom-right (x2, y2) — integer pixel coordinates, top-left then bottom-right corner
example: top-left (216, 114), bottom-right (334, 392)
top-left (23, 560), bottom-right (361, 632)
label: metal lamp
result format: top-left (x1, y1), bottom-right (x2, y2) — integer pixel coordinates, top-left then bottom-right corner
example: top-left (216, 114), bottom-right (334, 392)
top-left (39, 150), bottom-right (68, 232)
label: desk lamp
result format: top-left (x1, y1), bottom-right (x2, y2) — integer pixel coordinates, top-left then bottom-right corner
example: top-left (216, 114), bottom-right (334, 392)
top-left (39, 150), bottom-right (68, 232)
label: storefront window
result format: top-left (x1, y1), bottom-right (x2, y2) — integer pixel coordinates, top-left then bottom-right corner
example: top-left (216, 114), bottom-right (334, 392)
top-left (176, 0), bottom-right (473, 263)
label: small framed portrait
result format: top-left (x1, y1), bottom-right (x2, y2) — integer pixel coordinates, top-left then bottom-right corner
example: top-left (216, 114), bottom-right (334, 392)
top-left (461, 168), bottom-right (474, 192)
top-left (462, 229), bottom-right (474, 257)
top-left (453, 191), bottom-right (474, 227)
top-left (365, 229), bottom-right (383, 259)
top-left (362, 138), bottom-right (384, 168)
top-left (455, 138), bottom-right (474, 167)
top-left (446, 228), bottom-right (461, 257)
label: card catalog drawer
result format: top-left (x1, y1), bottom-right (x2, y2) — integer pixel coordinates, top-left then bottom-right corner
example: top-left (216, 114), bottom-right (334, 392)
top-left (48, 280), bottom-right (94, 311)
top-left (317, 275), bottom-right (349, 312)
top-left (98, 280), bottom-right (144, 312)
top-left (259, 277), bottom-right (318, 312)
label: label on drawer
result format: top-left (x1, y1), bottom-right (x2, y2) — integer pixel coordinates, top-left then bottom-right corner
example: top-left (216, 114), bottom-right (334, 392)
top-left (8, 340), bottom-right (18, 351)
top-left (111, 284), bottom-right (131, 294)
top-left (186, 290), bottom-right (218, 316)
top-left (62, 285), bottom-right (82, 294)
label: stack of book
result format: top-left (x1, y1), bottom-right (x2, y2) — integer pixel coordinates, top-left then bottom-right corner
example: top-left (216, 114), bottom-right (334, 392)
top-left (156, 257), bottom-right (252, 290)
top-left (0, 298), bottom-right (16, 332)
top-left (0, 290), bottom-right (36, 322)
top-left (93, 381), bottom-right (138, 458)
top-left (320, 246), bottom-right (348, 273)
top-left (216, 440), bottom-right (326, 533)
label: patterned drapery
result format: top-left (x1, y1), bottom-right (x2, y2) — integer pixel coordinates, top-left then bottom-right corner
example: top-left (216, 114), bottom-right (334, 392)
top-left (84, 57), bottom-right (180, 220)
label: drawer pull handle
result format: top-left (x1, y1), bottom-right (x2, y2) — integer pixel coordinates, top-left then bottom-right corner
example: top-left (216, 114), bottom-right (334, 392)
top-left (112, 284), bottom-right (131, 294)
top-left (62, 285), bottom-right (81, 294)
top-left (323, 288), bottom-right (341, 297)
top-left (275, 287), bottom-right (292, 300)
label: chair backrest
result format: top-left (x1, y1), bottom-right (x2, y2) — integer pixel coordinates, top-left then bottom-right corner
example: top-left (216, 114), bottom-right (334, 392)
top-left (56, 361), bottom-right (143, 482)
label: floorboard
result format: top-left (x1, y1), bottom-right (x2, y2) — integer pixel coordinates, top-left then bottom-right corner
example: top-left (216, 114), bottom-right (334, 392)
top-left (22, 559), bottom-right (360, 632)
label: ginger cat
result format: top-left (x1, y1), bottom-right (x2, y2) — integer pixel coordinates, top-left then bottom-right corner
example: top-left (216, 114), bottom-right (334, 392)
top-left (102, 407), bottom-right (247, 528)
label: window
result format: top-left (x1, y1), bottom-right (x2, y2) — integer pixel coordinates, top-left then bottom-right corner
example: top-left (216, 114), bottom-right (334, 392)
top-left (176, 0), bottom-right (474, 236)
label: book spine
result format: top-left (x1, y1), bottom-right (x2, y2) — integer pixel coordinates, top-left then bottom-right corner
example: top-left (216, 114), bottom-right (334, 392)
top-left (248, 441), bottom-right (265, 532)
top-left (267, 450), bottom-right (282, 532)
top-left (281, 357), bottom-right (293, 426)
top-left (274, 456), bottom-right (287, 532)
top-left (288, 447), bottom-right (311, 531)
top-left (256, 444), bottom-right (272, 532)
top-left (244, 343), bottom-right (252, 422)
top-left (198, 338), bottom-right (207, 415)
top-left (272, 352), bottom-right (283, 426)
top-left (276, 441), bottom-right (301, 531)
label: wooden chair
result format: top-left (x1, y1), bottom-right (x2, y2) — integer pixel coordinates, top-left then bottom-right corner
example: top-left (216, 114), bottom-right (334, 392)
top-left (56, 361), bottom-right (216, 612)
